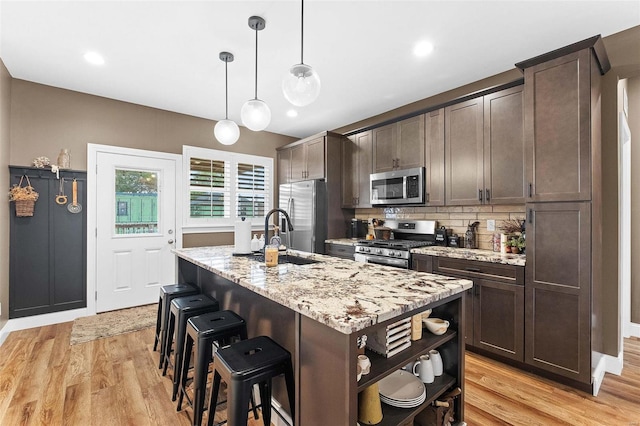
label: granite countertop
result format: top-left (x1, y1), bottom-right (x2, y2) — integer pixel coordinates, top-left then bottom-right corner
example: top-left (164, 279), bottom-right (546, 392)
top-left (174, 246), bottom-right (472, 335)
top-left (411, 246), bottom-right (526, 267)
top-left (326, 238), bottom-right (525, 267)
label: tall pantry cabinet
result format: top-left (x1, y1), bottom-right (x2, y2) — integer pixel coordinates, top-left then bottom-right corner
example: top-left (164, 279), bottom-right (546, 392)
top-left (8, 166), bottom-right (87, 318)
top-left (516, 35), bottom-right (610, 388)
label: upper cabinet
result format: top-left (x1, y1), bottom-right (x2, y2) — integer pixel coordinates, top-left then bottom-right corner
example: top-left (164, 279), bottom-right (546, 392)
top-left (484, 86), bottom-right (526, 204)
top-left (445, 86), bottom-right (525, 206)
top-left (372, 115), bottom-right (425, 173)
top-left (424, 109), bottom-right (445, 206)
top-left (342, 131), bottom-right (372, 208)
top-left (278, 133), bottom-right (343, 185)
top-left (522, 50), bottom-right (594, 202)
top-left (445, 97), bottom-right (484, 205)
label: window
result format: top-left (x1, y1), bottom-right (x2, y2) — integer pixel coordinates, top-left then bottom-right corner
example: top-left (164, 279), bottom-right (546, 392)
top-left (183, 146), bottom-right (273, 231)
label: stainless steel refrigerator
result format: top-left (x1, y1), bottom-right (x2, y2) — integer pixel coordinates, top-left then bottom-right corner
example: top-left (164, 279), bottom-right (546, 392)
top-left (278, 180), bottom-right (328, 253)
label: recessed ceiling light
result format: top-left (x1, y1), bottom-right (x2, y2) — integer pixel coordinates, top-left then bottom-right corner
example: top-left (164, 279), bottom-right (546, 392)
top-left (413, 41), bottom-right (434, 58)
top-left (84, 51), bottom-right (105, 66)
top-left (286, 109), bottom-right (298, 118)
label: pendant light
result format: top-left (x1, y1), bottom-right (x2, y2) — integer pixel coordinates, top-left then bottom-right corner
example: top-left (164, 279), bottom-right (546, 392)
top-left (282, 0), bottom-right (321, 107)
top-left (214, 52), bottom-right (240, 145)
top-left (241, 16), bottom-right (271, 131)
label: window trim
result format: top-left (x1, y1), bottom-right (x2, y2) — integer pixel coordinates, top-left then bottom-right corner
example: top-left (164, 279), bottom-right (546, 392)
top-left (182, 145), bottom-right (273, 233)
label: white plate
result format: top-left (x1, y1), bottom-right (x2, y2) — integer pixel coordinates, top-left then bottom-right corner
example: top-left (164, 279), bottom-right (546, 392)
top-left (380, 392), bottom-right (426, 408)
top-left (378, 370), bottom-right (425, 401)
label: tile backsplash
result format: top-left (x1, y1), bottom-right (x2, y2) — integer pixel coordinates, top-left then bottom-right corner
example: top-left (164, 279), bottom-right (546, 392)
top-left (355, 204), bottom-right (526, 251)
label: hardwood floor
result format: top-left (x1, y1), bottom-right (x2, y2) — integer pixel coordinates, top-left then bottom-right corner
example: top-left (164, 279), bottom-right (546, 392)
top-left (0, 323), bottom-right (638, 425)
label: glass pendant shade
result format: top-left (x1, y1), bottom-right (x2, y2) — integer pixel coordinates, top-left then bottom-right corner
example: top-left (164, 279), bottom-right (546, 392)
top-left (214, 119), bottom-right (240, 145)
top-left (241, 99), bottom-right (271, 131)
top-left (282, 63), bottom-right (321, 107)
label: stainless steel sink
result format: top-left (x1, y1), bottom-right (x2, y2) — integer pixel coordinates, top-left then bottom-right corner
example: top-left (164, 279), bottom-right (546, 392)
top-left (248, 253), bottom-right (320, 265)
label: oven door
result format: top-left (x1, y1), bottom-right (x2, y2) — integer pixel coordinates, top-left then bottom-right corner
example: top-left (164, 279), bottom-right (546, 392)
top-left (354, 253), bottom-right (409, 269)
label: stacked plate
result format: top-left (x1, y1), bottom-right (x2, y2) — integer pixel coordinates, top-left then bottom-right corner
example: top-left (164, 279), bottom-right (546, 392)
top-left (378, 369), bottom-right (426, 408)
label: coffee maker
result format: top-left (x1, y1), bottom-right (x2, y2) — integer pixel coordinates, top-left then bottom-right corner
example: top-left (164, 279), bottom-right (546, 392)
top-left (350, 219), bottom-right (369, 239)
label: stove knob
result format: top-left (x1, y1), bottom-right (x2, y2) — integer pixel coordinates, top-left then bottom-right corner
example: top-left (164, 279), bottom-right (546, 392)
top-left (364, 247), bottom-right (370, 253)
top-left (376, 249), bottom-right (382, 254)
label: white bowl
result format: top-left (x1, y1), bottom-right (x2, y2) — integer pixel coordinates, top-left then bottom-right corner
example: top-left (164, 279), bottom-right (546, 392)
top-left (423, 318), bottom-right (450, 335)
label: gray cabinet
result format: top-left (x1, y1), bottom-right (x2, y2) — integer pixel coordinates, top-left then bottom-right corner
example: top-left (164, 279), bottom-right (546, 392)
top-left (424, 109), bottom-right (445, 206)
top-left (431, 256), bottom-right (525, 362)
top-left (325, 243), bottom-right (355, 260)
top-left (373, 115), bottom-right (425, 173)
top-left (342, 131), bottom-right (372, 208)
top-left (525, 202), bottom-right (591, 383)
top-left (9, 166), bottom-right (87, 318)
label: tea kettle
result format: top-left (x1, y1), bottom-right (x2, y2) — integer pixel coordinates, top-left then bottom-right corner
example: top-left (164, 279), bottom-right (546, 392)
top-left (464, 221), bottom-right (480, 249)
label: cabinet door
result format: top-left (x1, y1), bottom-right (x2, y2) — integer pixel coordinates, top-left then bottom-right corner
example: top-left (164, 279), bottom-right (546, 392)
top-left (524, 50), bottom-right (592, 202)
top-left (277, 149), bottom-right (291, 185)
top-left (341, 137), bottom-right (356, 208)
top-left (425, 109), bottom-right (445, 206)
top-left (397, 115), bottom-right (425, 169)
top-left (355, 131), bottom-right (372, 207)
top-left (411, 254), bottom-right (433, 273)
top-left (484, 86), bottom-right (525, 204)
top-left (305, 137), bottom-right (326, 180)
top-left (445, 98), bottom-right (484, 205)
top-left (473, 278), bottom-right (524, 361)
top-left (525, 202), bottom-right (591, 383)
top-left (372, 123), bottom-right (396, 173)
top-left (290, 144), bottom-right (306, 181)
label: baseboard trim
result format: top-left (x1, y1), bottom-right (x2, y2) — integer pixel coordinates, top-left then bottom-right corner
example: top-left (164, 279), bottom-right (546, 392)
top-left (625, 322), bottom-right (640, 338)
top-left (0, 308), bottom-right (89, 347)
top-left (592, 350), bottom-right (624, 396)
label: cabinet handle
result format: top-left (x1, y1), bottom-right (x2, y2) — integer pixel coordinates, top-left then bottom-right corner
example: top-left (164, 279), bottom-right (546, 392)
top-left (485, 189), bottom-right (490, 201)
top-left (465, 267), bottom-right (481, 273)
top-left (528, 208), bottom-right (533, 224)
top-left (478, 189), bottom-right (483, 202)
top-left (425, 193), bottom-right (430, 203)
top-left (528, 183), bottom-right (532, 197)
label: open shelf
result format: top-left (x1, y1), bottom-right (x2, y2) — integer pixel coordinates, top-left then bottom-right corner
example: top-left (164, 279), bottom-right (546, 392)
top-left (358, 329), bottom-right (457, 391)
top-left (374, 374), bottom-right (457, 426)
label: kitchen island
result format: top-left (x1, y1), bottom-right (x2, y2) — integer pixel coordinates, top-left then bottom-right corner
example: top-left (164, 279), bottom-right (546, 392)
top-left (174, 246), bottom-right (472, 425)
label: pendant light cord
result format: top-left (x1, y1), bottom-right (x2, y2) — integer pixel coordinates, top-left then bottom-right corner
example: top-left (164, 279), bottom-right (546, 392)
top-left (224, 59), bottom-right (229, 119)
top-left (300, 0), bottom-right (304, 64)
top-left (254, 26), bottom-right (258, 100)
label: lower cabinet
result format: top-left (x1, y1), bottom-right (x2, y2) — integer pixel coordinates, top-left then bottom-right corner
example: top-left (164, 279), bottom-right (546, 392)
top-left (9, 166), bottom-right (87, 318)
top-left (416, 255), bottom-right (525, 362)
top-left (325, 243), bottom-right (355, 260)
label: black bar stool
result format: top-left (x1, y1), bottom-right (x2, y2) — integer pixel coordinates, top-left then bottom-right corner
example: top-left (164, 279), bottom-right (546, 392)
top-left (154, 283), bottom-right (199, 369)
top-left (176, 310), bottom-right (251, 426)
top-left (208, 336), bottom-right (295, 426)
top-left (163, 294), bottom-right (220, 401)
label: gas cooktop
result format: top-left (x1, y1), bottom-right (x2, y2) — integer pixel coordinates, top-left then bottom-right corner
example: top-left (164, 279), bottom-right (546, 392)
top-left (356, 239), bottom-right (436, 250)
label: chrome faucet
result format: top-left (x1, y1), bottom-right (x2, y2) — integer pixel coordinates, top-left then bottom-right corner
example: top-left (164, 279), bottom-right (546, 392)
top-left (264, 208), bottom-right (294, 250)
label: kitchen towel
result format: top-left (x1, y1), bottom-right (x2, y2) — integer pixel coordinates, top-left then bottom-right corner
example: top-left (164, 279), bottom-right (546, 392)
top-left (234, 218), bottom-right (252, 254)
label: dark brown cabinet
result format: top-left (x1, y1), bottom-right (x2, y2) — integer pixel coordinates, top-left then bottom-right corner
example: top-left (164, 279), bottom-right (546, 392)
top-left (342, 131), bottom-right (372, 208)
top-left (522, 50), bottom-right (593, 202)
top-left (372, 115), bottom-right (425, 173)
top-left (483, 86), bottom-right (526, 204)
top-left (9, 166), bottom-right (87, 318)
top-left (424, 109), bottom-right (445, 206)
top-left (525, 202), bottom-right (591, 383)
top-left (445, 98), bottom-right (484, 205)
top-left (287, 136), bottom-right (325, 182)
top-left (445, 86), bottom-right (525, 206)
top-left (277, 149), bottom-right (292, 184)
top-left (430, 256), bottom-right (525, 361)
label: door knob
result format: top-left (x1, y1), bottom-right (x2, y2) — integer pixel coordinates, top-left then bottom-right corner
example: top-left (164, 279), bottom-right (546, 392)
top-left (168, 239), bottom-right (174, 244)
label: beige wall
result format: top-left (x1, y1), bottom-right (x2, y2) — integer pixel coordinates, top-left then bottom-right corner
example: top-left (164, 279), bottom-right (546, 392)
top-left (8, 80), bottom-right (297, 248)
top-left (0, 59), bottom-right (11, 328)
top-left (629, 77), bottom-right (640, 324)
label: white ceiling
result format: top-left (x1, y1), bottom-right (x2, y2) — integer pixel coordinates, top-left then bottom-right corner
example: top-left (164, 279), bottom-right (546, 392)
top-left (1, 1), bottom-right (638, 139)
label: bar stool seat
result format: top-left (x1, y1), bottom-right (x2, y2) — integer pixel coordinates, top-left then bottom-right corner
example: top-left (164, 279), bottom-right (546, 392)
top-left (208, 336), bottom-right (295, 426)
top-left (163, 294), bottom-right (220, 401)
top-left (154, 283), bottom-right (199, 369)
top-left (176, 310), bottom-right (250, 426)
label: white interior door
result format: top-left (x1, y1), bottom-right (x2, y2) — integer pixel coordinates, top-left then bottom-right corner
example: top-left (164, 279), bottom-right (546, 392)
top-left (95, 151), bottom-right (177, 312)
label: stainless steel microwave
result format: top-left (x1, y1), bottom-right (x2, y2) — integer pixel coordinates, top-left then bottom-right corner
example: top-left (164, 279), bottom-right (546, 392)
top-left (370, 167), bottom-right (425, 205)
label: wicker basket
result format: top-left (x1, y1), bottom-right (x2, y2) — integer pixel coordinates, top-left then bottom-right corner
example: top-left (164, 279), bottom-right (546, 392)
top-left (15, 199), bottom-right (35, 217)
top-left (374, 227), bottom-right (391, 240)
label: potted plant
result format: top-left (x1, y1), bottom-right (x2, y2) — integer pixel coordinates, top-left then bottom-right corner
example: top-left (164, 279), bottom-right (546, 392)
top-left (498, 218), bottom-right (525, 254)
top-left (9, 175), bottom-right (39, 217)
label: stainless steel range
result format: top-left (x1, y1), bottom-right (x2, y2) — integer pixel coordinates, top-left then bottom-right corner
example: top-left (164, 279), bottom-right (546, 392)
top-left (354, 220), bottom-right (437, 269)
